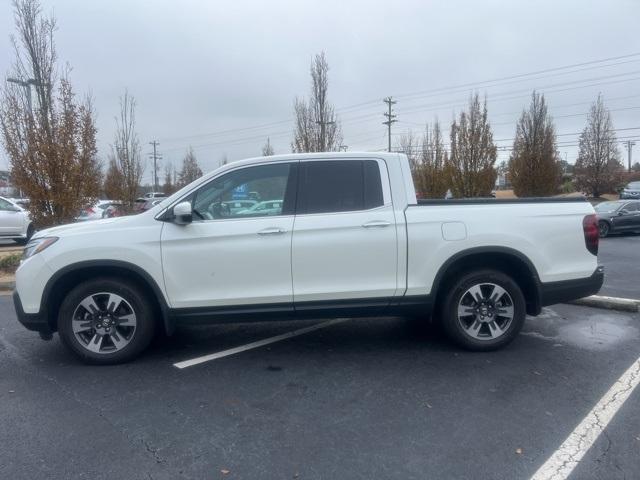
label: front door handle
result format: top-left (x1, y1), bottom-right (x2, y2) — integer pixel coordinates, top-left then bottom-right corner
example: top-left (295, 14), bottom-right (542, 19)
top-left (258, 227), bottom-right (287, 235)
top-left (362, 220), bottom-right (391, 228)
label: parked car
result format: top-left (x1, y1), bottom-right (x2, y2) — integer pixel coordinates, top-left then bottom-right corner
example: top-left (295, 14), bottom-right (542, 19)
top-left (141, 198), bottom-right (166, 211)
top-left (133, 197), bottom-right (149, 212)
top-left (0, 195), bottom-right (34, 245)
top-left (144, 192), bottom-right (166, 199)
top-left (620, 181), bottom-right (640, 200)
top-left (222, 200), bottom-right (257, 215)
top-left (76, 200), bottom-right (121, 222)
top-left (237, 200), bottom-right (283, 216)
top-left (594, 200), bottom-right (640, 237)
top-left (13, 152), bottom-right (603, 364)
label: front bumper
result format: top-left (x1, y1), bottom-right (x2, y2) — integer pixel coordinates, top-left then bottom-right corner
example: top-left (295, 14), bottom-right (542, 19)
top-left (539, 265), bottom-right (605, 307)
top-left (13, 290), bottom-right (52, 334)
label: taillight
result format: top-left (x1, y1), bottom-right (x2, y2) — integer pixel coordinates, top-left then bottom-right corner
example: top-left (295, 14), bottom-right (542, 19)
top-left (583, 214), bottom-right (599, 256)
top-left (86, 207), bottom-right (95, 214)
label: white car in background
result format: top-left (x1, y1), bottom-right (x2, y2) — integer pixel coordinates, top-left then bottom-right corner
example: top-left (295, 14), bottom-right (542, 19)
top-left (0, 195), bottom-right (34, 245)
top-left (76, 200), bottom-right (120, 222)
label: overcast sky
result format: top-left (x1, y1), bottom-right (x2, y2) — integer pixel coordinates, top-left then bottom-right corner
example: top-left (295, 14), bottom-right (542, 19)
top-left (1, 0), bottom-right (640, 183)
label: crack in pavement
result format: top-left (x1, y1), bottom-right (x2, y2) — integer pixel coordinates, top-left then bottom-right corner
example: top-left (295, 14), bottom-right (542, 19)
top-left (0, 331), bottom-right (181, 478)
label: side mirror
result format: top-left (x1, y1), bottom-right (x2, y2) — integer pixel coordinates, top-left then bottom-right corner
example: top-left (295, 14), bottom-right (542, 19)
top-left (172, 201), bottom-right (193, 225)
top-left (618, 209), bottom-right (629, 216)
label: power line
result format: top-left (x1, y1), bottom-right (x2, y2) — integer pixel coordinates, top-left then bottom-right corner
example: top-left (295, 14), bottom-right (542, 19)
top-left (157, 53), bottom-right (640, 147)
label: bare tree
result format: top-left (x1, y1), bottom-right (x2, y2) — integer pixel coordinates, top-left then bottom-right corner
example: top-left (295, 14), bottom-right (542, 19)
top-left (292, 52), bottom-right (343, 152)
top-left (0, 0), bottom-right (101, 227)
top-left (447, 93), bottom-right (497, 197)
top-left (574, 95), bottom-right (623, 197)
top-left (103, 156), bottom-right (124, 199)
top-left (162, 162), bottom-right (175, 195)
top-left (112, 91), bottom-right (143, 209)
top-left (262, 137), bottom-right (274, 156)
top-left (509, 92), bottom-right (562, 197)
top-left (398, 130), bottom-right (418, 170)
top-left (178, 147), bottom-right (202, 187)
top-left (417, 120), bottom-right (448, 198)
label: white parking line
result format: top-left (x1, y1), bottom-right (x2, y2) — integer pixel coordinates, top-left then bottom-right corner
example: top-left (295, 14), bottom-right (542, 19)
top-left (173, 318), bottom-right (349, 369)
top-left (530, 355), bottom-right (640, 480)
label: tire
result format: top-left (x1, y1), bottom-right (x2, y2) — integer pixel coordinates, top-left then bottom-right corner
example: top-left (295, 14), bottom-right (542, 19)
top-left (598, 220), bottom-right (610, 238)
top-left (14, 223), bottom-right (35, 246)
top-left (57, 277), bottom-right (156, 364)
top-left (439, 269), bottom-right (526, 351)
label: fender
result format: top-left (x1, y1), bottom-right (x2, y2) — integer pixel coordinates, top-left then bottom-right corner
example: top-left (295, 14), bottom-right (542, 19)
top-left (428, 246), bottom-right (542, 314)
top-left (40, 260), bottom-right (173, 335)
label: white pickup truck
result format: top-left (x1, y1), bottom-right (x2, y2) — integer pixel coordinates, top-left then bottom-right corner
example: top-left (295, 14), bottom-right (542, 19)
top-left (13, 152), bottom-right (604, 364)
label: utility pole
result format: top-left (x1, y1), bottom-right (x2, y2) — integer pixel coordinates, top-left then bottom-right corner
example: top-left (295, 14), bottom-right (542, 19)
top-left (149, 141), bottom-right (161, 192)
top-left (383, 97), bottom-right (397, 152)
top-left (624, 140), bottom-right (636, 172)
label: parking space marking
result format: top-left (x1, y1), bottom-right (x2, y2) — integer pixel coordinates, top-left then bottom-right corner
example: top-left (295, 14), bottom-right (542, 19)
top-left (530, 355), bottom-right (640, 480)
top-left (173, 318), bottom-right (349, 369)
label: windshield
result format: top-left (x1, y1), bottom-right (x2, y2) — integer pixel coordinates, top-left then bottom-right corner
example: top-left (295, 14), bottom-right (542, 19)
top-left (626, 182), bottom-right (640, 190)
top-left (595, 201), bottom-right (623, 213)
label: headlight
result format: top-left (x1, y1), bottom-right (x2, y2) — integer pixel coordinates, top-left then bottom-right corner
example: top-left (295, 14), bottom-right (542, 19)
top-left (22, 237), bottom-right (58, 260)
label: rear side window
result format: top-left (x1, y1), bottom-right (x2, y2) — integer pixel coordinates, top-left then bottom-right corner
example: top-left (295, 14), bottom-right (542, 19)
top-left (297, 160), bottom-right (384, 214)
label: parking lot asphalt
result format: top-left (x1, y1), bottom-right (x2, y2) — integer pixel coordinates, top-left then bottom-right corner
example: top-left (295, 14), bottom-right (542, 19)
top-left (598, 234), bottom-right (640, 299)
top-left (1, 295), bottom-right (639, 480)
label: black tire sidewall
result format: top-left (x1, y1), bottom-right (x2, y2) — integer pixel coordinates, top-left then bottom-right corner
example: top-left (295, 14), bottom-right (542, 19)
top-left (598, 221), bottom-right (609, 238)
top-left (58, 278), bottom-right (155, 364)
top-left (441, 270), bottom-right (526, 351)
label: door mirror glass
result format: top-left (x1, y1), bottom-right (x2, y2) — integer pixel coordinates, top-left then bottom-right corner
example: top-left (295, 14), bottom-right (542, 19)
top-left (173, 201), bottom-right (193, 225)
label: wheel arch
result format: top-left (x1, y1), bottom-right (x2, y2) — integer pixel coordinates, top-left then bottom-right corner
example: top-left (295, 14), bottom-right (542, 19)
top-left (41, 260), bottom-right (172, 335)
top-left (430, 247), bottom-right (542, 316)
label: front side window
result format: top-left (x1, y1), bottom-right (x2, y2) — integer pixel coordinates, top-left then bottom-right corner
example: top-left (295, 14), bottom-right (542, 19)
top-left (623, 202), bottom-right (639, 212)
top-left (190, 163), bottom-right (293, 220)
top-left (297, 160), bottom-right (385, 214)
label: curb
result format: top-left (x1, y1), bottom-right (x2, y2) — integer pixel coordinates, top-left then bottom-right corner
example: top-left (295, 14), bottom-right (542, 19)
top-left (568, 295), bottom-right (640, 313)
top-left (0, 280), bottom-right (15, 291)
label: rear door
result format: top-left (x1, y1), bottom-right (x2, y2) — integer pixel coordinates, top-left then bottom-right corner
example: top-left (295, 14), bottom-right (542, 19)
top-left (291, 158), bottom-right (398, 307)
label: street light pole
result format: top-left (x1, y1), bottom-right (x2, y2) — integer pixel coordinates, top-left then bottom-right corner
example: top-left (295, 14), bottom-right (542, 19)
top-left (6, 77), bottom-right (43, 113)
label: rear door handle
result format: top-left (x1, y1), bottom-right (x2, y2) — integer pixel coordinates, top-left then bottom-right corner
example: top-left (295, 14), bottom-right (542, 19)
top-left (257, 227), bottom-right (287, 235)
top-left (362, 220), bottom-right (391, 228)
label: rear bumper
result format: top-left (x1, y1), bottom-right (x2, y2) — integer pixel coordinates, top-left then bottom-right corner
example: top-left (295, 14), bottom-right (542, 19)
top-left (539, 266), bottom-right (604, 307)
top-left (13, 290), bottom-right (52, 334)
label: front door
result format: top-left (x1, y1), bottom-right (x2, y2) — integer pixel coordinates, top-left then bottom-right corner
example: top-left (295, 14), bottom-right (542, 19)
top-left (291, 159), bottom-right (398, 307)
top-left (161, 162), bottom-right (298, 309)
top-left (615, 202), bottom-right (640, 231)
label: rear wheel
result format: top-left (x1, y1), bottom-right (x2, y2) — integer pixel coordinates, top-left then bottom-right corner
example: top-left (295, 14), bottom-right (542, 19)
top-left (57, 278), bottom-right (155, 364)
top-left (440, 270), bottom-right (526, 351)
top-left (598, 221), bottom-right (610, 238)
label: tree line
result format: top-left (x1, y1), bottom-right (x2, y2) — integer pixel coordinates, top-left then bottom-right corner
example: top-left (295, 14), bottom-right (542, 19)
top-left (0, 0), bottom-right (629, 228)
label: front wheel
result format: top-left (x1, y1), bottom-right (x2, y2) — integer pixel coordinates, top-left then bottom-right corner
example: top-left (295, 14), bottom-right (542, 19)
top-left (14, 223), bottom-right (34, 245)
top-left (598, 221), bottom-right (610, 238)
top-left (440, 270), bottom-right (526, 351)
top-left (57, 278), bottom-right (156, 364)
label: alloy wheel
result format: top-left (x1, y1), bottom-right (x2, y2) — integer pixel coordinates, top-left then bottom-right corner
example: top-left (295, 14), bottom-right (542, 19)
top-left (456, 283), bottom-right (515, 340)
top-left (71, 292), bottom-right (137, 354)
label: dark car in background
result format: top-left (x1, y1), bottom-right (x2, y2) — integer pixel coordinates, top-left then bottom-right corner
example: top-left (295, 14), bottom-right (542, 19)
top-left (595, 200), bottom-right (640, 237)
top-left (620, 181), bottom-right (640, 199)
